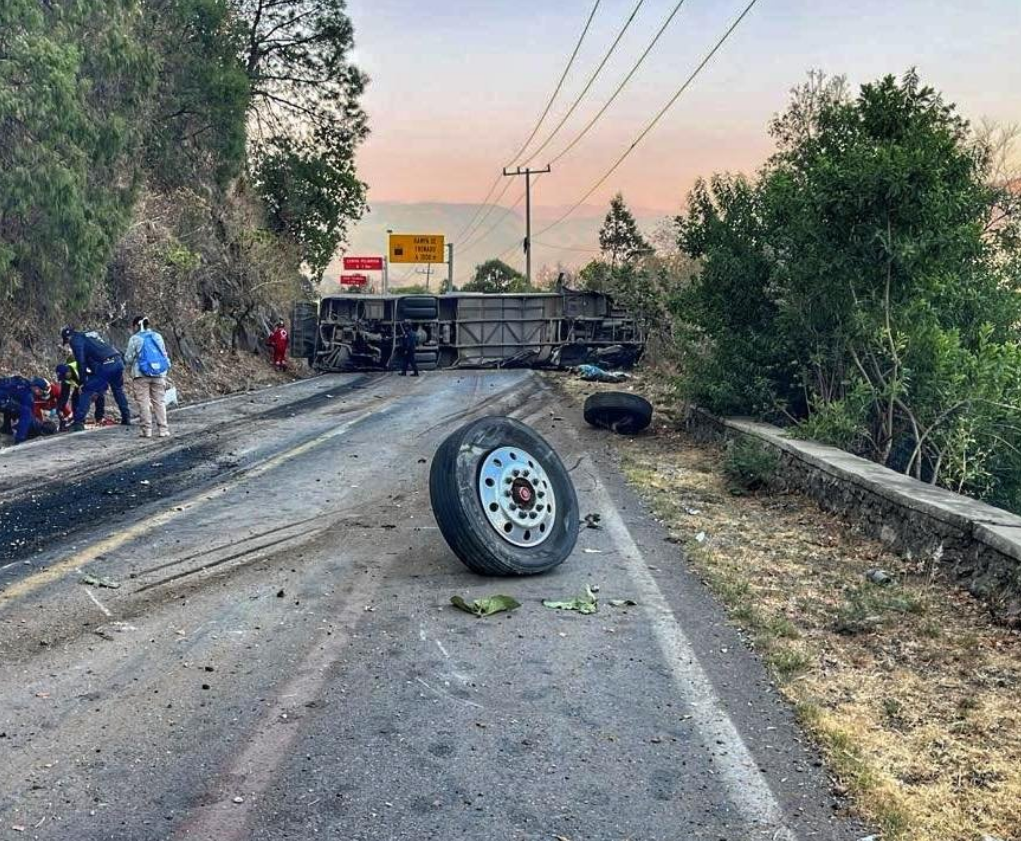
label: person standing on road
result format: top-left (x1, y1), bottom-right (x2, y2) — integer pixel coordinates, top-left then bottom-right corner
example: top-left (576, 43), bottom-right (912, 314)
top-left (62, 326), bottom-right (132, 431)
top-left (124, 316), bottom-right (172, 439)
top-left (267, 320), bottom-right (289, 370)
top-left (398, 319), bottom-right (419, 377)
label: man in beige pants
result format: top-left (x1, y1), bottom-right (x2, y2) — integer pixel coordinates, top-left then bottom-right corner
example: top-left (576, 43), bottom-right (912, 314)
top-left (124, 316), bottom-right (171, 438)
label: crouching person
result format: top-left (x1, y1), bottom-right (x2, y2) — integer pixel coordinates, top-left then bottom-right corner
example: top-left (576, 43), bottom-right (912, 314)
top-left (0, 377), bottom-right (56, 444)
top-left (124, 316), bottom-right (172, 439)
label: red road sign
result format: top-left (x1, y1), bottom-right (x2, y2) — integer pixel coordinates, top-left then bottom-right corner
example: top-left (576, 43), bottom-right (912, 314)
top-left (340, 274), bottom-right (368, 286)
top-left (343, 256), bottom-right (383, 271)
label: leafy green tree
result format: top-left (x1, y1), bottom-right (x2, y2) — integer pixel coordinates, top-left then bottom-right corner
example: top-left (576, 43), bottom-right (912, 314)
top-left (142, 0), bottom-right (251, 189)
top-left (463, 259), bottom-right (530, 293)
top-left (255, 128), bottom-right (365, 276)
top-left (677, 70), bottom-right (1021, 507)
top-left (598, 193), bottom-right (651, 269)
top-left (0, 1), bottom-right (156, 312)
top-left (236, 0), bottom-right (368, 274)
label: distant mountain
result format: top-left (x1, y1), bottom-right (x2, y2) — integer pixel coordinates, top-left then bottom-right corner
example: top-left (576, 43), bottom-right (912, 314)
top-left (322, 201), bottom-right (669, 292)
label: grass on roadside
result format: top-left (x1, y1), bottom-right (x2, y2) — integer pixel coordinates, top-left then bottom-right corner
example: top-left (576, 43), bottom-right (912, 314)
top-left (607, 416), bottom-right (1021, 841)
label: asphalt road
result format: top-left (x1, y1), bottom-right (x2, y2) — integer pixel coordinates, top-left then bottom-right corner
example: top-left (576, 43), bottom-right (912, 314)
top-left (0, 372), bottom-right (862, 840)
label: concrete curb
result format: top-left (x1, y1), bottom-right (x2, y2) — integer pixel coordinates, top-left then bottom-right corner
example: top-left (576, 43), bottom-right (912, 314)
top-left (685, 407), bottom-right (1021, 627)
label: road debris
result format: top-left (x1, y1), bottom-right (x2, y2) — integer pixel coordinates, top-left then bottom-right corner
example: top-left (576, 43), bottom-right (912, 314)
top-left (582, 548), bottom-right (602, 554)
top-left (576, 364), bottom-right (628, 383)
top-left (450, 594), bottom-right (521, 617)
top-left (582, 513), bottom-right (602, 529)
top-left (865, 568), bottom-right (895, 585)
top-left (543, 585), bottom-right (599, 615)
top-left (80, 574), bottom-right (121, 589)
top-left (608, 599), bottom-right (637, 607)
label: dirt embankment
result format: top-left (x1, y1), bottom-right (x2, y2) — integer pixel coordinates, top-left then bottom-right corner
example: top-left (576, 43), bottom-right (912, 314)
top-left (555, 369), bottom-right (1021, 841)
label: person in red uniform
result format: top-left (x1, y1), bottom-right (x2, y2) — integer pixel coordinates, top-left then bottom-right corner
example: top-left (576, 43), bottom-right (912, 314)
top-left (31, 378), bottom-right (72, 427)
top-left (267, 320), bottom-right (289, 370)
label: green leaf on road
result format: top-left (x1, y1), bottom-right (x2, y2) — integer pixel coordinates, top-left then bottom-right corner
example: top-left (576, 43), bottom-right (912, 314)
top-left (80, 574), bottom-right (121, 590)
top-left (450, 594), bottom-right (521, 617)
top-left (542, 585), bottom-right (599, 615)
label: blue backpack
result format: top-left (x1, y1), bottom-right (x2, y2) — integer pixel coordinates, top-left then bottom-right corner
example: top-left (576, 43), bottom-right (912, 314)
top-left (137, 331), bottom-right (171, 377)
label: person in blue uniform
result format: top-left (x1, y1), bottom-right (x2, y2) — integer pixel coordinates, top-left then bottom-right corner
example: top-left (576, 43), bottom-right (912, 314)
top-left (55, 361), bottom-right (106, 429)
top-left (398, 320), bottom-right (419, 377)
top-left (61, 327), bottom-right (131, 431)
top-left (0, 376), bottom-right (55, 443)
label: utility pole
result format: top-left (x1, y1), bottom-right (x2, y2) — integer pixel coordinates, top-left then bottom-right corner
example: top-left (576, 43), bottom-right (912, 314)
top-left (384, 228), bottom-right (393, 294)
top-left (414, 264), bottom-right (433, 292)
top-left (502, 165), bottom-right (550, 287)
top-left (446, 242), bottom-right (454, 293)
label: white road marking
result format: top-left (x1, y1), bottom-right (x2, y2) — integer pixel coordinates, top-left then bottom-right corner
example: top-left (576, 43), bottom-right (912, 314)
top-left (83, 587), bottom-right (112, 617)
top-left (415, 677), bottom-right (484, 710)
top-left (588, 473), bottom-right (798, 841)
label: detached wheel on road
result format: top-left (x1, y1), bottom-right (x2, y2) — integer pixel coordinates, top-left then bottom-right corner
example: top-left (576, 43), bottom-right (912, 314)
top-left (583, 392), bottom-right (653, 434)
top-left (430, 416), bottom-right (579, 576)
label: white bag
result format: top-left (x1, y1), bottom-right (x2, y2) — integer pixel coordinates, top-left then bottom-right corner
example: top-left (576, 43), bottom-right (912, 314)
top-left (163, 382), bottom-right (179, 407)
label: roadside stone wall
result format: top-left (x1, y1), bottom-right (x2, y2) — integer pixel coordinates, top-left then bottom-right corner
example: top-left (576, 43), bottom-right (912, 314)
top-left (685, 408), bottom-right (1021, 627)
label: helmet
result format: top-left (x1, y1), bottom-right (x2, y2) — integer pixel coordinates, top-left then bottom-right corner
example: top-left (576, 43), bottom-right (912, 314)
top-left (30, 377), bottom-right (51, 398)
top-left (60, 326), bottom-right (73, 344)
top-left (55, 364), bottom-right (70, 379)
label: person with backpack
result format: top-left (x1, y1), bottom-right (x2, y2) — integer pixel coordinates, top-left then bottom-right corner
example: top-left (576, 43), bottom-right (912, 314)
top-left (123, 316), bottom-right (172, 438)
top-left (62, 326), bottom-right (132, 432)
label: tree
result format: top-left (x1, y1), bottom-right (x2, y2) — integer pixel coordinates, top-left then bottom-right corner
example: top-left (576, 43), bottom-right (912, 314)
top-left (677, 69), bottom-right (1021, 508)
top-left (236, 0), bottom-right (368, 275)
top-left (598, 193), bottom-right (651, 269)
top-left (463, 259), bottom-right (529, 293)
top-left (142, 0), bottom-right (251, 190)
top-left (0, 1), bottom-right (156, 313)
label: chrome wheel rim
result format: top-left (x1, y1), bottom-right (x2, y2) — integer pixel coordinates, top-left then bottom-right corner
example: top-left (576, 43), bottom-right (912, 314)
top-left (477, 446), bottom-right (557, 547)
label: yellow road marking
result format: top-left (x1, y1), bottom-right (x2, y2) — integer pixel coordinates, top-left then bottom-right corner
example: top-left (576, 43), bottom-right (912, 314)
top-left (0, 405), bottom-right (394, 606)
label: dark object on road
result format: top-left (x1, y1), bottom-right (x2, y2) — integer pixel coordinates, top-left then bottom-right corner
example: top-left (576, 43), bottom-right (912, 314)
top-left (582, 513), bottom-right (602, 529)
top-left (291, 288), bottom-right (644, 372)
top-left (430, 416), bottom-right (579, 575)
top-left (583, 392), bottom-right (653, 434)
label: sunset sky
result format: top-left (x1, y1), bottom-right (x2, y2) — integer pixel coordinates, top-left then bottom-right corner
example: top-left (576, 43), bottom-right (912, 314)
top-left (344, 0), bottom-right (1021, 223)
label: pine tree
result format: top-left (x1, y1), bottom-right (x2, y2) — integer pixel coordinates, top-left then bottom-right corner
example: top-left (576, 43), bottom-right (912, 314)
top-left (598, 193), bottom-right (651, 269)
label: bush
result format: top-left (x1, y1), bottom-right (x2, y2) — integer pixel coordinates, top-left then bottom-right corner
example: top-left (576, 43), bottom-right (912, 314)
top-left (676, 70), bottom-right (1021, 511)
top-left (722, 438), bottom-right (780, 491)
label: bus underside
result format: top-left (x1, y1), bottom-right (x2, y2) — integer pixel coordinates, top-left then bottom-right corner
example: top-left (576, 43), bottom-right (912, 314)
top-left (291, 289), bottom-right (645, 372)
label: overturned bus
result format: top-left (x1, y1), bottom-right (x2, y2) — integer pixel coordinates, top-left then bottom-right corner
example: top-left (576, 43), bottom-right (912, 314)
top-left (290, 288), bottom-right (645, 372)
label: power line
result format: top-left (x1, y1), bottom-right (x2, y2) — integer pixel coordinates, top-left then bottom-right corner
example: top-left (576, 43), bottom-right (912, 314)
top-left (521, 0), bottom-right (647, 167)
top-left (546, 0), bottom-right (692, 167)
top-left (457, 181), bottom-right (520, 251)
top-left (534, 0), bottom-right (762, 241)
top-left (506, 0), bottom-right (603, 167)
top-left (452, 0), bottom-right (601, 245)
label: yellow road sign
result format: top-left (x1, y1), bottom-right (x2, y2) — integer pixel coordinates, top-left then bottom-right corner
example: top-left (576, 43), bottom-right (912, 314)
top-left (389, 234), bottom-right (445, 264)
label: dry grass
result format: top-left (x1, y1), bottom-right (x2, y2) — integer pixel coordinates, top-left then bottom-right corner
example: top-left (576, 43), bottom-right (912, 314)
top-left (556, 371), bottom-right (1021, 841)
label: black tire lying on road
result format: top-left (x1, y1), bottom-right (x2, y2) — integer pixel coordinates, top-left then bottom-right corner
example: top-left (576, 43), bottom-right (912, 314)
top-left (583, 391), bottom-right (653, 434)
top-left (430, 416), bottom-right (579, 575)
